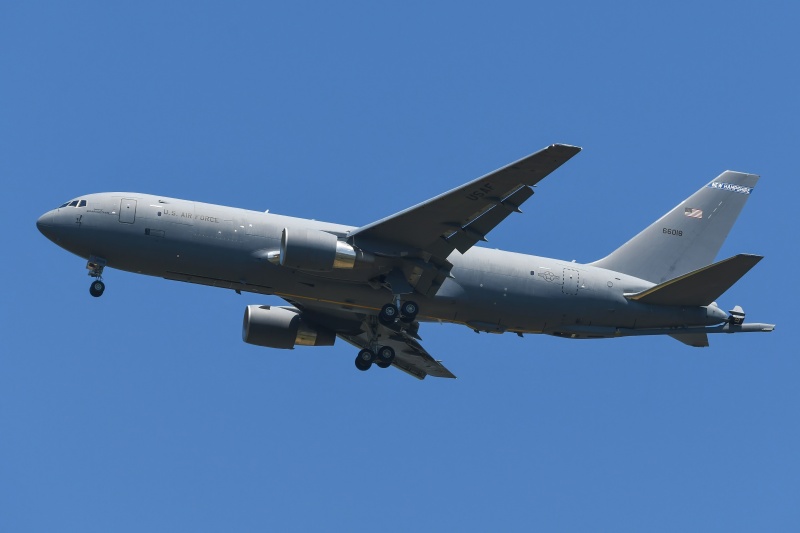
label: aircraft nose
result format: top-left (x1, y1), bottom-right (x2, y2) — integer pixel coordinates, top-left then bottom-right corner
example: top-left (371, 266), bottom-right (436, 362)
top-left (37, 211), bottom-right (53, 229)
top-left (36, 211), bottom-right (56, 240)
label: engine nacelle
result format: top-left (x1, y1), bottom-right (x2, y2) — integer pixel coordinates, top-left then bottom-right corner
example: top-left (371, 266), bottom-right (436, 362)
top-left (242, 305), bottom-right (336, 349)
top-left (278, 228), bottom-right (370, 271)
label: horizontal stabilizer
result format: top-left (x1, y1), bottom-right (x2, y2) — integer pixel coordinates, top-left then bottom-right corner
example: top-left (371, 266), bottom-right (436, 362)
top-left (627, 254), bottom-right (763, 306)
top-left (551, 321), bottom-right (774, 340)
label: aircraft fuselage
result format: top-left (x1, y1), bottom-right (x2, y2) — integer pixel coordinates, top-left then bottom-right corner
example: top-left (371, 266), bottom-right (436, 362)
top-left (37, 192), bottom-right (728, 336)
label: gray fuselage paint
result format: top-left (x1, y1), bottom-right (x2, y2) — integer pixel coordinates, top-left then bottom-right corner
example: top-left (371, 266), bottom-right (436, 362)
top-left (39, 192), bottom-right (726, 335)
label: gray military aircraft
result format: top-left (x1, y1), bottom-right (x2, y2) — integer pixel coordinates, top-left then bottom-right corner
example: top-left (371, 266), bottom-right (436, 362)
top-left (37, 144), bottom-right (774, 379)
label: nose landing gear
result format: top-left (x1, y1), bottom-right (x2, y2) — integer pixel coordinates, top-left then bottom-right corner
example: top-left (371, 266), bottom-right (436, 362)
top-left (86, 255), bottom-right (107, 297)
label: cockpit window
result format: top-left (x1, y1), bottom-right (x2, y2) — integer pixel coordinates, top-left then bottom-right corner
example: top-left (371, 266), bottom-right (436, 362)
top-left (59, 199), bottom-right (87, 208)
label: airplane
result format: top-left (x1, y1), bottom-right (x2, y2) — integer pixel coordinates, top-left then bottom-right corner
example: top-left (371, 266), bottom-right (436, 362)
top-left (36, 144), bottom-right (774, 379)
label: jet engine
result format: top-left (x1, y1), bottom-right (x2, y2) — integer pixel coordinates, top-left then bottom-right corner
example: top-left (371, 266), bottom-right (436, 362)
top-left (273, 228), bottom-right (372, 271)
top-left (242, 305), bottom-right (336, 349)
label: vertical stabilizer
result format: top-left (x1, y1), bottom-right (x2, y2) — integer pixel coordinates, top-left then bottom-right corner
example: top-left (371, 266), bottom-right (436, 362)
top-left (591, 171), bottom-right (759, 283)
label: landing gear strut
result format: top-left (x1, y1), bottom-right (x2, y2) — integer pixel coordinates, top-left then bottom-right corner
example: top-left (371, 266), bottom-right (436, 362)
top-left (355, 299), bottom-right (416, 373)
top-left (86, 255), bottom-right (107, 298)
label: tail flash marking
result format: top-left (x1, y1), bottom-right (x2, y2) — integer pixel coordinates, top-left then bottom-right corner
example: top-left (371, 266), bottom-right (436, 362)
top-left (708, 182), bottom-right (753, 194)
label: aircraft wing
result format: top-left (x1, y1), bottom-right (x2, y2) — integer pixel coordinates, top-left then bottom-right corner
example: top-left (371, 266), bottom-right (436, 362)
top-left (286, 299), bottom-right (456, 380)
top-left (337, 327), bottom-right (456, 380)
top-left (348, 143), bottom-right (581, 260)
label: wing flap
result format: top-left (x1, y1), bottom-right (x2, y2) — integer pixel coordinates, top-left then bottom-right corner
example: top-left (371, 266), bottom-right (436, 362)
top-left (627, 254), bottom-right (763, 306)
top-left (446, 185), bottom-right (534, 254)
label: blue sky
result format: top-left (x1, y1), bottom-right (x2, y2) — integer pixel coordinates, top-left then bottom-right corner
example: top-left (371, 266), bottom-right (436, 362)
top-left (2, 2), bottom-right (798, 531)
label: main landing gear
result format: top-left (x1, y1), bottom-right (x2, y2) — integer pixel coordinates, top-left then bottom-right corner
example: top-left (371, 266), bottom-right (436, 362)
top-left (354, 345), bottom-right (396, 371)
top-left (354, 299), bottom-right (419, 372)
top-left (86, 255), bottom-right (107, 298)
top-left (378, 300), bottom-right (418, 325)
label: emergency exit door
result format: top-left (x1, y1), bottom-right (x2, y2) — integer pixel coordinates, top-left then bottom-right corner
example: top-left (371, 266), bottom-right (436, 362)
top-left (119, 198), bottom-right (137, 223)
top-left (562, 268), bottom-right (580, 295)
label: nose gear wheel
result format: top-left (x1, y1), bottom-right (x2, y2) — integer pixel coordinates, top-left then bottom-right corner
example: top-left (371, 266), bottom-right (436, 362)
top-left (89, 280), bottom-right (105, 297)
top-left (86, 255), bottom-right (107, 297)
